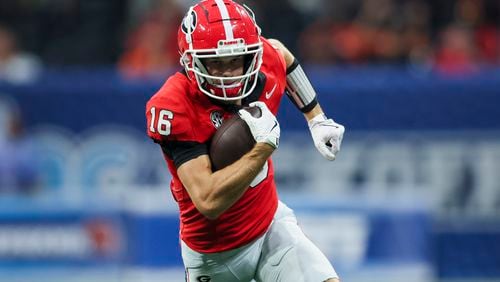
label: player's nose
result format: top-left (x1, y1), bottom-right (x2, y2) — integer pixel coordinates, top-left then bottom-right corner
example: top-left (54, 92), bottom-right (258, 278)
top-left (220, 68), bottom-right (236, 77)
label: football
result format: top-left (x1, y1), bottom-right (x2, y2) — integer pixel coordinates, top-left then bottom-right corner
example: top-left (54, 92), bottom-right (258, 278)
top-left (209, 106), bottom-right (261, 171)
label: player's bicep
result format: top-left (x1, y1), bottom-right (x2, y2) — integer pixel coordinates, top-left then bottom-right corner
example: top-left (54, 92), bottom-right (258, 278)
top-left (161, 141), bottom-right (208, 168)
top-left (177, 155), bottom-right (213, 204)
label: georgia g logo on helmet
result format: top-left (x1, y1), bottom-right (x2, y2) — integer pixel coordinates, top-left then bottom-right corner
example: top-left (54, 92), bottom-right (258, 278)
top-left (180, 9), bottom-right (197, 38)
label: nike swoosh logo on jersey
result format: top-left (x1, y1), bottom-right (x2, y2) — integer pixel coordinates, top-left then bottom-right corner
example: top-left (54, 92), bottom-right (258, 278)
top-left (265, 84), bottom-right (277, 99)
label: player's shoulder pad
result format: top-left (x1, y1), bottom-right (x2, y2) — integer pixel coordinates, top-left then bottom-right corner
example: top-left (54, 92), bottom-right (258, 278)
top-left (146, 73), bottom-right (196, 143)
top-left (260, 37), bottom-right (287, 76)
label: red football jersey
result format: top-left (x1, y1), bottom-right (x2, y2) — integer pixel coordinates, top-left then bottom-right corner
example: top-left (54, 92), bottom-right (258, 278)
top-left (146, 38), bottom-right (287, 253)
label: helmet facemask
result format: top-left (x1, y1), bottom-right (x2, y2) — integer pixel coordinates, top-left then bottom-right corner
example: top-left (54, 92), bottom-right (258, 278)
top-left (181, 39), bottom-right (263, 101)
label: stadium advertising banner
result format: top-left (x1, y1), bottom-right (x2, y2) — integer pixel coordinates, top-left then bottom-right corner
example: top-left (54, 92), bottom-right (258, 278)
top-left (0, 210), bottom-right (124, 267)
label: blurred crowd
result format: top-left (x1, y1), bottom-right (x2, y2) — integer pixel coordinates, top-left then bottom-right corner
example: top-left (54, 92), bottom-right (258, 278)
top-left (294, 0), bottom-right (499, 75)
top-left (0, 0), bottom-right (497, 83)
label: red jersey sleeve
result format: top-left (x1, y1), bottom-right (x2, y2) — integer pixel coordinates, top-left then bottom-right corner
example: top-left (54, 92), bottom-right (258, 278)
top-left (146, 73), bottom-right (210, 168)
top-left (146, 74), bottom-right (196, 144)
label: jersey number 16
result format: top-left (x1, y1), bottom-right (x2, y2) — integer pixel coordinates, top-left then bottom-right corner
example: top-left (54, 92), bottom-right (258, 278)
top-left (149, 107), bottom-right (173, 136)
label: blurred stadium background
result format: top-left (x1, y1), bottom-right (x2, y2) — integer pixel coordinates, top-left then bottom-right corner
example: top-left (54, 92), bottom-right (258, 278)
top-left (0, 0), bottom-right (499, 281)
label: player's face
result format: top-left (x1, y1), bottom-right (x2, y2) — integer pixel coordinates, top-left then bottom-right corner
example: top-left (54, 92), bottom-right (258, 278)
top-left (203, 56), bottom-right (245, 79)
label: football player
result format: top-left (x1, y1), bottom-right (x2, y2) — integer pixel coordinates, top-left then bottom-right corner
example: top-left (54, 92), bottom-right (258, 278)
top-left (146, 0), bottom-right (344, 281)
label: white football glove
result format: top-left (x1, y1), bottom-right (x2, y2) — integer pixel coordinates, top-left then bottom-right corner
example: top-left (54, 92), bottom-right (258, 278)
top-left (238, 101), bottom-right (280, 149)
top-left (308, 114), bottom-right (345, 161)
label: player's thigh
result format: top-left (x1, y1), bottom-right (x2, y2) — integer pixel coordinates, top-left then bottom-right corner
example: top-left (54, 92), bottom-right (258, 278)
top-left (256, 232), bottom-right (338, 282)
top-left (182, 239), bottom-right (263, 282)
top-left (255, 202), bottom-right (338, 282)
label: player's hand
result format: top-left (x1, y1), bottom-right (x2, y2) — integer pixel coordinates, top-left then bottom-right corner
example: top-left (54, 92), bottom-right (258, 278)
top-left (308, 114), bottom-right (345, 161)
top-left (239, 101), bottom-right (280, 149)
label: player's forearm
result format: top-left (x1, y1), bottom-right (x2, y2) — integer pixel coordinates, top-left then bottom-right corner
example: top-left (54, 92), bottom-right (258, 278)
top-left (203, 143), bottom-right (273, 219)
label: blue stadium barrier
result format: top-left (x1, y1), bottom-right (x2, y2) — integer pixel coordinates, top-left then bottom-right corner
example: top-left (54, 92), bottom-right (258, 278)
top-left (0, 66), bottom-right (499, 133)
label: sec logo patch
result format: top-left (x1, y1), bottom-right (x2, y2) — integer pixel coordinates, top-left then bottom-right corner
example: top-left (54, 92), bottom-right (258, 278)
top-left (210, 110), bottom-right (224, 128)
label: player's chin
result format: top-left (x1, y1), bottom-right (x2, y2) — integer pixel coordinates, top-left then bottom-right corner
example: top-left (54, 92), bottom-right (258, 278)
top-left (208, 86), bottom-right (243, 100)
top-left (224, 79), bottom-right (241, 85)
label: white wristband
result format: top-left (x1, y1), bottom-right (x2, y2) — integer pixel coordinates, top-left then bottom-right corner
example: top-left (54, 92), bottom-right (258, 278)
top-left (308, 113), bottom-right (328, 127)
